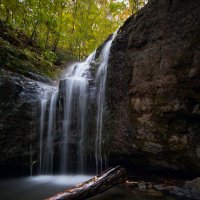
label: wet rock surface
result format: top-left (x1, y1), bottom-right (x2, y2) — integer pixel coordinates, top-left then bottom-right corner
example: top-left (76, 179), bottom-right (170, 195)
top-left (106, 0), bottom-right (200, 173)
top-left (176, 178), bottom-right (200, 199)
top-left (0, 69), bottom-right (54, 176)
top-left (153, 177), bottom-right (200, 199)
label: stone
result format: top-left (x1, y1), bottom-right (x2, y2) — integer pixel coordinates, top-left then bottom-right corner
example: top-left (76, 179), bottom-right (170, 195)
top-left (106, 0), bottom-right (200, 173)
top-left (170, 178), bottom-right (200, 199)
top-left (197, 148), bottom-right (200, 158)
top-left (0, 69), bottom-right (54, 176)
top-left (142, 142), bottom-right (163, 154)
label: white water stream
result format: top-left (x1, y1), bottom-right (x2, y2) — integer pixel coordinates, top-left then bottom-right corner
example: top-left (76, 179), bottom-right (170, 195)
top-left (60, 50), bottom-right (96, 173)
top-left (38, 31), bottom-right (117, 174)
top-left (95, 31), bottom-right (118, 173)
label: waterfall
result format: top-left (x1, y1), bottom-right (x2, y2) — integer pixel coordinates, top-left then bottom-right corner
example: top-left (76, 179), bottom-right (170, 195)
top-left (29, 144), bottom-right (33, 176)
top-left (38, 31), bottom-right (117, 175)
top-left (60, 51), bottom-right (96, 173)
top-left (77, 79), bottom-right (89, 172)
top-left (38, 84), bottom-right (57, 174)
top-left (95, 31), bottom-right (118, 173)
top-left (44, 92), bottom-right (58, 174)
top-left (39, 94), bottom-right (48, 173)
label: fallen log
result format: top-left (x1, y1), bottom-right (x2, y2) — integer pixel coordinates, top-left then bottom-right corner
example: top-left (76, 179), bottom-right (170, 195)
top-left (45, 166), bottom-right (126, 200)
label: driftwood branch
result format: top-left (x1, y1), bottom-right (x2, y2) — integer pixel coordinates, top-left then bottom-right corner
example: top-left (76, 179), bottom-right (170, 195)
top-left (45, 166), bottom-right (126, 200)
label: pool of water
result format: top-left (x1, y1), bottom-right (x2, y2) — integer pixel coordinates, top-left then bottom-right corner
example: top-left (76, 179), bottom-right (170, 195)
top-left (0, 175), bottom-right (177, 200)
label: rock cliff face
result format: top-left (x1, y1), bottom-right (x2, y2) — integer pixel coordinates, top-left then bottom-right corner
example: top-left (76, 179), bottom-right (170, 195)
top-left (0, 69), bottom-right (54, 176)
top-left (106, 0), bottom-right (200, 174)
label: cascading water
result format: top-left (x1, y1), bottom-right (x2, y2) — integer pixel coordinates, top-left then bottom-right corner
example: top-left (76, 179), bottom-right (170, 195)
top-left (44, 92), bottom-right (58, 174)
top-left (38, 31), bottom-right (117, 175)
top-left (95, 31), bottom-right (118, 173)
top-left (38, 84), bottom-right (57, 174)
top-left (39, 89), bottom-right (48, 174)
top-left (60, 51), bottom-right (96, 173)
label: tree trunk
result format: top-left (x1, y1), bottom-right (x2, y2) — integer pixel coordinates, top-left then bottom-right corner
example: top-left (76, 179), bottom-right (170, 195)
top-left (45, 166), bottom-right (126, 200)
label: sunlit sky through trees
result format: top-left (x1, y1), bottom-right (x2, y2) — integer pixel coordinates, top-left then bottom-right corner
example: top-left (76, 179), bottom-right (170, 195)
top-left (0, 0), bottom-right (147, 59)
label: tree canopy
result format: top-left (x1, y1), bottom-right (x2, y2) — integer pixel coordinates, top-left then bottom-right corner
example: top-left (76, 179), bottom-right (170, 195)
top-left (0, 0), bottom-right (147, 59)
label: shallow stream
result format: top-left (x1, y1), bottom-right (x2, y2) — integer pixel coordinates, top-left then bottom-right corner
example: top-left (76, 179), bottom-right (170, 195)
top-left (0, 175), bottom-right (179, 200)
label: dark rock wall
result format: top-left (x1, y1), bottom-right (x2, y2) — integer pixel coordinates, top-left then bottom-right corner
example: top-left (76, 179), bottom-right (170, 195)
top-left (106, 0), bottom-right (200, 173)
top-left (0, 69), bottom-right (48, 176)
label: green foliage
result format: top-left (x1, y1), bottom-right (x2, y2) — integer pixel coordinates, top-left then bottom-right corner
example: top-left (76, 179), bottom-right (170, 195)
top-left (0, 0), bottom-right (147, 59)
top-left (0, 36), bottom-right (60, 79)
top-left (128, 0), bottom-right (147, 14)
top-left (42, 50), bottom-right (57, 63)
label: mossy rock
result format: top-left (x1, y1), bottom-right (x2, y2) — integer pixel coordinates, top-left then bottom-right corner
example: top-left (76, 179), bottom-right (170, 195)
top-left (0, 36), bottom-right (60, 80)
